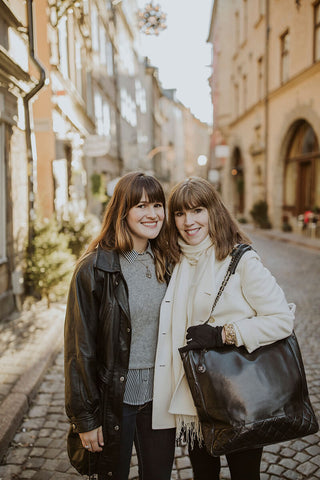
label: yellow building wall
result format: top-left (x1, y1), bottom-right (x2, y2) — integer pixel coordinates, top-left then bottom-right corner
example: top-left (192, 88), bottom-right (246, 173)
top-left (209, 0), bottom-right (320, 228)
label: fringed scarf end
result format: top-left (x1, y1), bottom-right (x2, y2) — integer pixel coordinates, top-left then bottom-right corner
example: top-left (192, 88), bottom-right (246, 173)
top-left (176, 415), bottom-right (203, 448)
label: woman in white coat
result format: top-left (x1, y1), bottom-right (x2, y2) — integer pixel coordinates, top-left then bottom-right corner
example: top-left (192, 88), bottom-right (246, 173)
top-left (152, 177), bottom-right (295, 480)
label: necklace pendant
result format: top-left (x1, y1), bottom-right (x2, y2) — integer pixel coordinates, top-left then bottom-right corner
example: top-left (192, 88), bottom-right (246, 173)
top-left (146, 267), bottom-right (152, 279)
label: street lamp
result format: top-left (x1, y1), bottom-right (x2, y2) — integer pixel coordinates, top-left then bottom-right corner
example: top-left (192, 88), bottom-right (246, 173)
top-left (197, 155), bottom-right (208, 166)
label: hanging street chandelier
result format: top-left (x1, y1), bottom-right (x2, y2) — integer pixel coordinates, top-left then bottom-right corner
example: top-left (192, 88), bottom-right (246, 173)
top-left (137, 2), bottom-right (167, 36)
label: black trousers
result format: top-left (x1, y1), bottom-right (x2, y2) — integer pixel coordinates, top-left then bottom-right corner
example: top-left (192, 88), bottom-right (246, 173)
top-left (188, 440), bottom-right (263, 480)
top-left (99, 402), bottom-right (175, 480)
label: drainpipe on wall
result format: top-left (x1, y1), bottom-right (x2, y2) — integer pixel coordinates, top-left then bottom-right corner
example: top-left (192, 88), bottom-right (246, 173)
top-left (24, 0), bottom-right (46, 250)
top-left (264, 0), bottom-right (270, 203)
top-left (110, 1), bottom-right (124, 176)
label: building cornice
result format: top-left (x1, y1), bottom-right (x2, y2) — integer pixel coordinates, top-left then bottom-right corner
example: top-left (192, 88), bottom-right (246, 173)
top-left (268, 61), bottom-right (320, 101)
top-left (0, 0), bottom-right (23, 30)
top-left (227, 61), bottom-right (320, 128)
top-left (0, 46), bottom-right (31, 83)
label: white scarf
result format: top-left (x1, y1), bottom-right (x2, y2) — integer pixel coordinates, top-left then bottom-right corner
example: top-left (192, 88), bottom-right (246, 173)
top-left (166, 235), bottom-right (217, 443)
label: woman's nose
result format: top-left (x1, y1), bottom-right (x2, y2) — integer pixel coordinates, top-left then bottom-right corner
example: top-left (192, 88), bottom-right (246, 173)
top-left (146, 206), bottom-right (157, 218)
top-left (184, 212), bottom-right (194, 225)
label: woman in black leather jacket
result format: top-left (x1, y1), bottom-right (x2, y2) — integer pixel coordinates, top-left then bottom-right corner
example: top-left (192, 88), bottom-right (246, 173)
top-left (64, 172), bottom-right (175, 480)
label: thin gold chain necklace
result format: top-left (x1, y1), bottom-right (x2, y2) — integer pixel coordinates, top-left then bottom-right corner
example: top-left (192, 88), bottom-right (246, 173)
top-left (136, 257), bottom-right (152, 279)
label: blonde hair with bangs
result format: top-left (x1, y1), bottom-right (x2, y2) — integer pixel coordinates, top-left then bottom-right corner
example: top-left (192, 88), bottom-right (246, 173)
top-left (168, 177), bottom-right (251, 264)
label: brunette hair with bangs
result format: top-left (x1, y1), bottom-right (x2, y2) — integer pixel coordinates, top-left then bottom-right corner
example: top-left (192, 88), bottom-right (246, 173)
top-left (168, 177), bottom-right (251, 264)
top-left (83, 172), bottom-right (168, 282)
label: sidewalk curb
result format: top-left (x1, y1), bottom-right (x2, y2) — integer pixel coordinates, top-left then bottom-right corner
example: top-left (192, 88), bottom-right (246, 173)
top-left (0, 315), bottom-right (64, 461)
top-left (242, 224), bottom-right (320, 252)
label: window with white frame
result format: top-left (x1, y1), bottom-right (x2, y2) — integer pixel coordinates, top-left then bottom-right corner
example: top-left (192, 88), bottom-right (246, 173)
top-left (94, 92), bottom-right (111, 136)
top-left (58, 17), bottom-right (69, 79)
top-left (120, 88), bottom-right (137, 127)
top-left (118, 30), bottom-right (135, 76)
top-left (75, 39), bottom-right (82, 95)
top-left (0, 123), bottom-right (6, 262)
top-left (106, 42), bottom-right (114, 76)
top-left (99, 25), bottom-right (107, 65)
top-left (135, 80), bottom-right (146, 113)
top-left (102, 103), bottom-right (111, 137)
top-left (91, 4), bottom-right (99, 52)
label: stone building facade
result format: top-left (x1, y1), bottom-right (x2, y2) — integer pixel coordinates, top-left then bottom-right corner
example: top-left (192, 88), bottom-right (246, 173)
top-left (0, 0), bottom-right (44, 317)
top-left (1, 0), bottom-right (210, 320)
top-left (208, 0), bottom-right (320, 229)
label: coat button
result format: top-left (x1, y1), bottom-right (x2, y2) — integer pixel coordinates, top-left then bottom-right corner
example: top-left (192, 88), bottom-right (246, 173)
top-left (115, 280), bottom-right (119, 286)
top-left (114, 425), bottom-right (120, 431)
top-left (120, 376), bottom-right (125, 382)
top-left (107, 472), bottom-right (113, 477)
top-left (127, 327), bottom-right (131, 333)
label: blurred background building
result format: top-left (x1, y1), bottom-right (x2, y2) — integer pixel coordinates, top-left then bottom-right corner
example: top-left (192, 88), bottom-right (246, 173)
top-left (4, 0), bottom-right (320, 320)
top-left (0, 0), bottom-right (210, 319)
top-left (207, 0), bottom-right (320, 230)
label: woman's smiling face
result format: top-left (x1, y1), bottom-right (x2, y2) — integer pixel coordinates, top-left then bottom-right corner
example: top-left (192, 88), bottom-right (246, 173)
top-left (126, 191), bottom-right (165, 251)
top-left (174, 206), bottom-right (209, 246)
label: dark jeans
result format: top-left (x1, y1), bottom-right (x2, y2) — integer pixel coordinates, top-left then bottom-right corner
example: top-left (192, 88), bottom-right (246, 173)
top-left (188, 440), bottom-right (263, 480)
top-left (100, 401), bottom-right (175, 480)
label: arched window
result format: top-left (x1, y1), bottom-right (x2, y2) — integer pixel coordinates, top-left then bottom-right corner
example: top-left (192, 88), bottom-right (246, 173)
top-left (284, 121), bottom-right (320, 214)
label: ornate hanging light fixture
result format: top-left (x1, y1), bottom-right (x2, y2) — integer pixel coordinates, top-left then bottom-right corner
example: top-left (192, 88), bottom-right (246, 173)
top-left (137, 2), bottom-right (167, 36)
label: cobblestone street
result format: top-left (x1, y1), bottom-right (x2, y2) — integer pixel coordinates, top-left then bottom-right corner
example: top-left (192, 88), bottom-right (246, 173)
top-left (0, 231), bottom-right (319, 480)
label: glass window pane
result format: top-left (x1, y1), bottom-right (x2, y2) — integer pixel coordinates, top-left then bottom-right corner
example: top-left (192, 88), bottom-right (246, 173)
top-left (315, 27), bottom-right (320, 62)
top-left (285, 162), bottom-right (297, 206)
top-left (315, 4), bottom-right (320, 24)
top-left (302, 127), bottom-right (317, 154)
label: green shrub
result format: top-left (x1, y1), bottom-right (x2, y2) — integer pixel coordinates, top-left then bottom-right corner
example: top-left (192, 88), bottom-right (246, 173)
top-left (59, 214), bottom-right (100, 257)
top-left (250, 200), bottom-right (272, 229)
top-left (25, 219), bottom-right (75, 307)
top-left (91, 173), bottom-right (102, 195)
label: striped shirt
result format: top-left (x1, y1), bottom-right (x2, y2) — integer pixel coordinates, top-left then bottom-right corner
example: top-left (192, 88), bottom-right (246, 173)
top-left (120, 245), bottom-right (166, 405)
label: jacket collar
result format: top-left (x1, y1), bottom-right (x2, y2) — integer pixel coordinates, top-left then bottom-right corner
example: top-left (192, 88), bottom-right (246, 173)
top-left (95, 245), bottom-right (121, 273)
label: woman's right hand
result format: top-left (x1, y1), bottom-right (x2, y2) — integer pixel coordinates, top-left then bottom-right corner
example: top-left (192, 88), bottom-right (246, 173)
top-left (79, 426), bottom-right (104, 452)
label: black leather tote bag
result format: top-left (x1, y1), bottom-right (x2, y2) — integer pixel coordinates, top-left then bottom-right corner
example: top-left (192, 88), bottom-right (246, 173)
top-left (179, 245), bottom-right (319, 456)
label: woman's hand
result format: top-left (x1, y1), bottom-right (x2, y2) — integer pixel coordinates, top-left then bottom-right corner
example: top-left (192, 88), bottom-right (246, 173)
top-left (79, 426), bottom-right (104, 452)
top-left (180, 324), bottom-right (224, 351)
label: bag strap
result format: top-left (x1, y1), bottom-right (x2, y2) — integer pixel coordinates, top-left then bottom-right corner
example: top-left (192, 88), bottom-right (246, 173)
top-left (205, 243), bottom-right (252, 323)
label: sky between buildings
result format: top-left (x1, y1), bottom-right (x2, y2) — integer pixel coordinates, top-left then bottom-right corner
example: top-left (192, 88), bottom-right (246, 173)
top-left (137, 0), bottom-right (214, 125)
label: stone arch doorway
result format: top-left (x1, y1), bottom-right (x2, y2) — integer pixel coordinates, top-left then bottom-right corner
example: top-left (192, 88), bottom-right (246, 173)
top-left (283, 120), bottom-right (320, 216)
top-left (231, 146), bottom-right (245, 215)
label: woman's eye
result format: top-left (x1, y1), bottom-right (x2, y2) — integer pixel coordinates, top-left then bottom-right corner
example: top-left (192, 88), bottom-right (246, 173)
top-left (195, 208), bottom-right (203, 214)
top-left (154, 203), bottom-right (163, 208)
top-left (137, 204), bottom-right (145, 208)
top-left (175, 212), bottom-right (183, 217)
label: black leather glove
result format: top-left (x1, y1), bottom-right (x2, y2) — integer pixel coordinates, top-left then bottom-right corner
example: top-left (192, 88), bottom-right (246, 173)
top-left (180, 324), bottom-right (224, 352)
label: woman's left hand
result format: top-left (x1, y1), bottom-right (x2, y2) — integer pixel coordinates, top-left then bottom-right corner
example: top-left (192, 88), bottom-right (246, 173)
top-left (79, 426), bottom-right (104, 452)
top-left (180, 324), bottom-right (224, 351)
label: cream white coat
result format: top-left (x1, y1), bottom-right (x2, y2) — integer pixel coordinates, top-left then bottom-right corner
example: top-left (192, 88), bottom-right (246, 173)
top-left (152, 249), bottom-right (295, 429)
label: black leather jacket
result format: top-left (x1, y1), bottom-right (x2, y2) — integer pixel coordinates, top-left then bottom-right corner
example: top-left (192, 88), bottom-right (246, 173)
top-left (64, 246), bottom-right (131, 475)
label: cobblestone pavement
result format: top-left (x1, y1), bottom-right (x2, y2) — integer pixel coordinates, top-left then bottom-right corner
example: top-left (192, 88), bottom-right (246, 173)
top-left (0, 231), bottom-right (319, 480)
